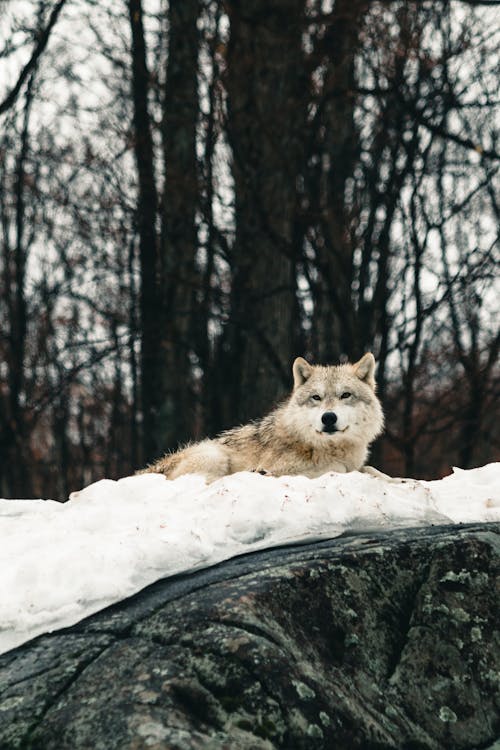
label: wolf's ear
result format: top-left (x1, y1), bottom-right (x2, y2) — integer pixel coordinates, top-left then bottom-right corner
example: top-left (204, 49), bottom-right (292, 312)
top-left (353, 352), bottom-right (376, 389)
top-left (293, 357), bottom-right (313, 388)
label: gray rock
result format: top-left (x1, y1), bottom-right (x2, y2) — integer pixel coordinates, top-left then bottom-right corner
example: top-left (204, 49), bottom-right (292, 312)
top-left (1, 523), bottom-right (499, 749)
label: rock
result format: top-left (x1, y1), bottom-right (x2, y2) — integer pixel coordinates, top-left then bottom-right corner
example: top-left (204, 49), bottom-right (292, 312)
top-left (1, 522), bottom-right (499, 749)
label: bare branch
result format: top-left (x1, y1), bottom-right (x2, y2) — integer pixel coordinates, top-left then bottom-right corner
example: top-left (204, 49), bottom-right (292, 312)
top-left (416, 115), bottom-right (500, 161)
top-left (0, 0), bottom-right (67, 116)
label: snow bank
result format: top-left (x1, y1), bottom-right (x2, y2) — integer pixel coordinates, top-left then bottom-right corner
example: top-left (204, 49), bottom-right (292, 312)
top-left (1, 463), bottom-right (499, 656)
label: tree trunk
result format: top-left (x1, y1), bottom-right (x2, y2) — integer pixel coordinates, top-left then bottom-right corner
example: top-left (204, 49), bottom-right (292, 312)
top-left (127, 0), bottom-right (162, 464)
top-left (309, 0), bottom-right (368, 363)
top-left (0, 75), bottom-right (35, 497)
top-left (223, 0), bottom-right (306, 425)
top-left (159, 0), bottom-right (201, 451)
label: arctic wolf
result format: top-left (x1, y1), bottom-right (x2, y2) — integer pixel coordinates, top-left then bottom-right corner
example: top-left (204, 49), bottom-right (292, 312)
top-left (143, 353), bottom-right (384, 483)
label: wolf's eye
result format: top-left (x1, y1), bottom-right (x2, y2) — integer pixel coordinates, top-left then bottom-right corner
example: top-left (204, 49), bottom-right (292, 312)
top-left (340, 392), bottom-right (351, 399)
top-left (311, 394), bottom-right (322, 401)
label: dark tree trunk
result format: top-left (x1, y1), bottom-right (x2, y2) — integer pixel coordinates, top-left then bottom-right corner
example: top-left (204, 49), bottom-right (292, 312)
top-left (53, 386), bottom-right (70, 501)
top-left (128, 237), bottom-right (140, 469)
top-left (309, 0), bottom-right (368, 364)
top-left (127, 0), bottom-right (162, 464)
top-left (0, 75), bottom-right (35, 497)
top-left (159, 0), bottom-right (201, 451)
top-left (223, 0), bottom-right (306, 425)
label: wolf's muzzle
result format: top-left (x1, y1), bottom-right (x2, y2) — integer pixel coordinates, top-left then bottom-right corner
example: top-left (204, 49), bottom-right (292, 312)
top-left (321, 411), bottom-right (338, 433)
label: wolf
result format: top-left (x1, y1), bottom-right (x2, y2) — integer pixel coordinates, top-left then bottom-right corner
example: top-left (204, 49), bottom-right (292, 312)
top-left (142, 353), bottom-right (385, 483)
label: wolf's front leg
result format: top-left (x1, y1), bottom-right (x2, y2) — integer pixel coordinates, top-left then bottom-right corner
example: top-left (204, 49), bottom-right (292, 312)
top-left (362, 465), bottom-right (410, 483)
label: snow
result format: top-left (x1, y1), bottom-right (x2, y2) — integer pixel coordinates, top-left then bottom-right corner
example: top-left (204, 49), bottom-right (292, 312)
top-left (1, 463), bottom-right (499, 656)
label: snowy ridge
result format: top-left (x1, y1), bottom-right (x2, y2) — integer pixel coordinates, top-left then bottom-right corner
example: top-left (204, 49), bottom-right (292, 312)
top-left (1, 463), bottom-right (499, 656)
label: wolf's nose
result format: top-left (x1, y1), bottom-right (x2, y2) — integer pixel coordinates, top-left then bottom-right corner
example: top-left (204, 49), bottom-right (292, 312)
top-left (321, 411), bottom-right (337, 428)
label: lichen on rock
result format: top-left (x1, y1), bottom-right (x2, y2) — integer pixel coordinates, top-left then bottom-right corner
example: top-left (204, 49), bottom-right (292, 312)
top-left (0, 523), bottom-right (499, 749)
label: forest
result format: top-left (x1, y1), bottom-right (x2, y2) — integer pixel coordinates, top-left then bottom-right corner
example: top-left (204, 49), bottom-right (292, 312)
top-left (0, 0), bottom-right (498, 498)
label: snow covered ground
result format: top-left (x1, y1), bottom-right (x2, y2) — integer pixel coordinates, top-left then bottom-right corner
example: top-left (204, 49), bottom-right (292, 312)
top-left (1, 463), bottom-right (499, 656)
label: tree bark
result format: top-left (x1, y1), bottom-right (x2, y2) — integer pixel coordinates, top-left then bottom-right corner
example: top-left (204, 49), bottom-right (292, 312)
top-left (0, 75), bottom-right (35, 496)
top-left (127, 0), bottom-right (162, 464)
top-left (159, 0), bottom-right (201, 450)
top-left (309, 0), bottom-right (369, 363)
top-left (223, 0), bottom-right (306, 425)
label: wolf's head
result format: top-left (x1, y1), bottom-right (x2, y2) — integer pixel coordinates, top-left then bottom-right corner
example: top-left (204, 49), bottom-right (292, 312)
top-left (283, 353), bottom-right (384, 449)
